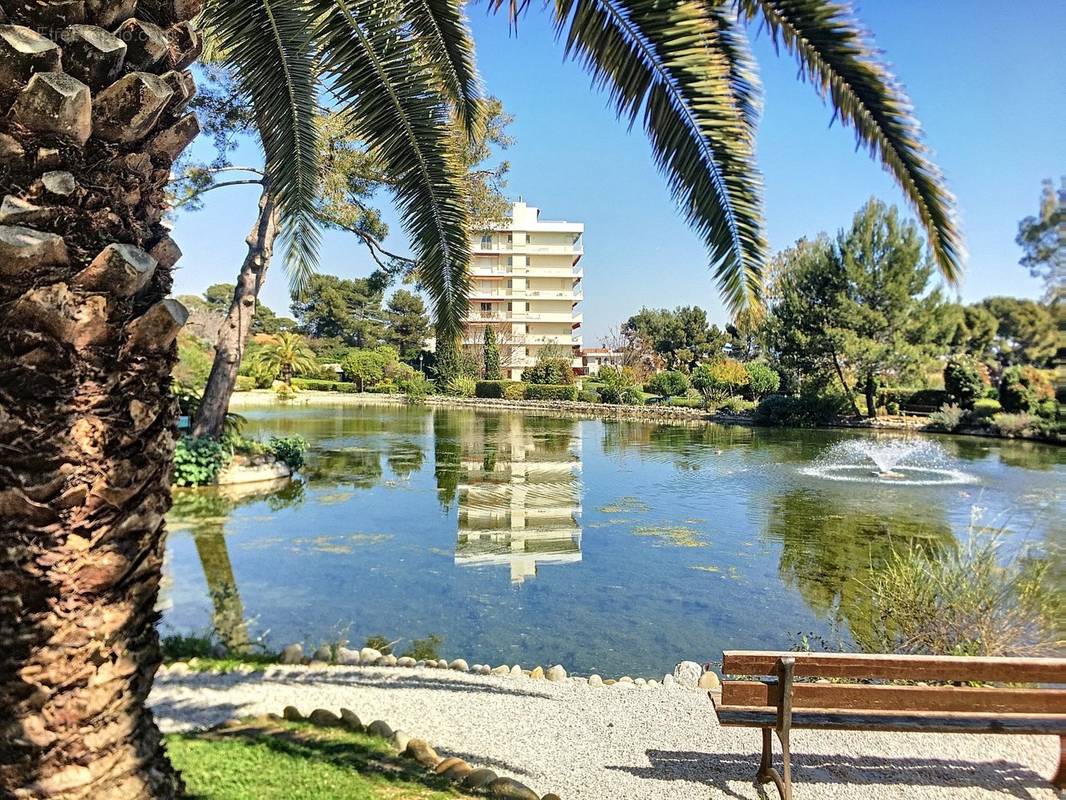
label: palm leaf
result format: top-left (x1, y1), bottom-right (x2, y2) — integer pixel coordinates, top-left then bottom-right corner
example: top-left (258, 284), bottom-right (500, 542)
top-left (401, 0), bottom-right (485, 137)
top-left (737, 0), bottom-right (963, 283)
top-left (309, 0), bottom-right (472, 340)
top-left (201, 0), bottom-right (322, 291)
top-left (549, 0), bottom-right (767, 315)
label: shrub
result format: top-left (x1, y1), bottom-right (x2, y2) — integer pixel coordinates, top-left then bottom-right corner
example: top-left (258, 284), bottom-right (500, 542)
top-left (597, 365), bottom-right (640, 404)
top-left (929, 403), bottom-right (965, 432)
top-left (523, 357), bottom-right (574, 385)
top-left (878, 387), bottom-right (949, 412)
top-left (744, 362), bottom-right (781, 399)
top-left (577, 389), bottom-right (600, 403)
top-left (859, 531), bottom-right (1060, 657)
top-left (691, 358), bottom-right (749, 401)
top-left (502, 381), bottom-right (526, 400)
top-left (363, 635), bottom-right (394, 655)
top-left (992, 412), bottom-right (1034, 437)
top-left (524, 384), bottom-right (577, 401)
top-left (446, 375), bottom-right (477, 397)
top-left (173, 436), bottom-right (228, 487)
top-left (943, 356), bottom-right (987, 409)
top-left (668, 395), bottom-right (703, 408)
top-left (291, 378), bottom-right (360, 393)
top-left (398, 372), bottom-right (434, 401)
top-left (971, 398), bottom-right (1002, 419)
top-left (753, 391), bottom-right (850, 427)
top-left (999, 365), bottom-right (1054, 415)
top-left (400, 634), bottom-right (443, 661)
top-left (717, 396), bottom-right (756, 415)
top-left (646, 370), bottom-right (690, 399)
top-left (272, 382), bottom-right (297, 400)
top-left (269, 436), bottom-right (308, 471)
top-left (234, 375), bottom-right (256, 392)
top-left (886, 401), bottom-right (900, 415)
top-left (475, 380), bottom-right (510, 399)
top-left (366, 379), bottom-right (397, 394)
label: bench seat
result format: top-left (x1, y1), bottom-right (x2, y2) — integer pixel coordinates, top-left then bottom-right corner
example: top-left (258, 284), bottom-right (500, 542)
top-left (711, 651), bottom-right (1066, 799)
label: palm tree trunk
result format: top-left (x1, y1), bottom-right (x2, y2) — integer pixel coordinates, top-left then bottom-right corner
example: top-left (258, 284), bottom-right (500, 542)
top-left (191, 187), bottom-right (277, 439)
top-left (0, 3), bottom-right (203, 797)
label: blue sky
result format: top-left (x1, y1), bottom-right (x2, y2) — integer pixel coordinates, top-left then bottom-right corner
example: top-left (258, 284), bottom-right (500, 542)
top-left (170, 0), bottom-right (1065, 343)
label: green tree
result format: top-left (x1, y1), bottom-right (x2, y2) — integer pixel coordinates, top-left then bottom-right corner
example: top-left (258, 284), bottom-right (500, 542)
top-left (255, 333), bottom-right (319, 385)
top-left (943, 356), bottom-right (987, 409)
top-left (744, 362), bottom-right (781, 399)
top-left (1016, 178), bottom-right (1064, 303)
top-left (341, 346), bottom-right (399, 392)
top-left (979, 297), bottom-right (1057, 368)
top-left (385, 290), bottom-right (431, 362)
top-left (647, 370), bottom-right (690, 399)
top-left (292, 274), bottom-right (389, 346)
top-left (623, 306), bottom-right (728, 372)
top-left (483, 326), bottom-right (503, 380)
top-left (767, 200), bottom-right (952, 416)
top-left (692, 359), bottom-right (750, 402)
top-left (946, 303), bottom-right (999, 361)
top-left (0, 1), bottom-right (962, 791)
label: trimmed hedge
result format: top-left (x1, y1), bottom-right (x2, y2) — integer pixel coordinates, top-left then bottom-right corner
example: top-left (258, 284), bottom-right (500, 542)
top-left (234, 375), bottom-right (256, 392)
top-left (502, 381), bottom-right (526, 400)
top-left (291, 378), bottom-right (360, 393)
top-left (524, 384), bottom-right (577, 401)
top-left (877, 387), bottom-right (948, 411)
top-left (476, 380), bottom-right (514, 399)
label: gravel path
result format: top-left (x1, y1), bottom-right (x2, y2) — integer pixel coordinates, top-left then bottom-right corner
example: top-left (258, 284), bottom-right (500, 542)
top-left (151, 664), bottom-right (1060, 800)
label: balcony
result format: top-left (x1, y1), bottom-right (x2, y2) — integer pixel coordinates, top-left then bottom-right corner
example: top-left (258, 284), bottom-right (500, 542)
top-left (523, 334), bottom-right (581, 346)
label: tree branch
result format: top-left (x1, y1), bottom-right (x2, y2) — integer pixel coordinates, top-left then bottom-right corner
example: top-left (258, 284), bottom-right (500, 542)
top-left (173, 178), bottom-right (266, 207)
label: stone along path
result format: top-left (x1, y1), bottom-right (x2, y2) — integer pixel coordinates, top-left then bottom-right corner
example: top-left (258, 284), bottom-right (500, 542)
top-left (150, 664), bottom-right (1060, 800)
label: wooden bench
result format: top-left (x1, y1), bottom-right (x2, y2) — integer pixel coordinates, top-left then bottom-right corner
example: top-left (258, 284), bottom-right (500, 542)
top-left (710, 650), bottom-right (1066, 800)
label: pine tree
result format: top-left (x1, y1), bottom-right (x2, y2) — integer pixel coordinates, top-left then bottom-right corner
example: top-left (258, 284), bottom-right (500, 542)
top-left (483, 326), bottom-right (503, 380)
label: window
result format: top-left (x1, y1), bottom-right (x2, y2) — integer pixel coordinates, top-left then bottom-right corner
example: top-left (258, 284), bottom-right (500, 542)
top-left (481, 234), bottom-right (492, 248)
top-left (481, 303), bottom-right (492, 312)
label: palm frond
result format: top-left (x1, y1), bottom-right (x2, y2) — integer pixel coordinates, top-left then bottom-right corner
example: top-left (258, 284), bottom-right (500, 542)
top-left (550, 0), bottom-right (767, 315)
top-left (701, 3), bottom-right (761, 134)
top-left (202, 0), bottom-right (322, 292)
top-left (738, 0), bottom-right (963, 283)
top-left (309, 0), bottom-right (472, 340)
top-left (401, 0), bottom-right (485, 138)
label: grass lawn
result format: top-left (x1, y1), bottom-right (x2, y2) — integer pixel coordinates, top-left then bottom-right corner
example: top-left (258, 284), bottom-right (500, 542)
top-left (166, 720), bottom-right (478, 800)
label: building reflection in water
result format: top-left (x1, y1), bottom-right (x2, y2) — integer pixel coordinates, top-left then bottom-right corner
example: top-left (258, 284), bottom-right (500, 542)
top-left (455, 413), bottom-right (583, 584)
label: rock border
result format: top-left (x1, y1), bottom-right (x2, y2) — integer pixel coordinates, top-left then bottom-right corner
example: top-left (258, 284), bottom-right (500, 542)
top-left (208, 705), bottom-right (560, 800)
top-left (161, 644), bottom-right (723, 694)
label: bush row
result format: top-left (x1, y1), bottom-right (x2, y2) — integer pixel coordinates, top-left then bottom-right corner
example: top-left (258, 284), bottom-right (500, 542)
top-left (473, 381), bottom-right (581, 402)
top-left (291, 378), bottom-right (361, 393)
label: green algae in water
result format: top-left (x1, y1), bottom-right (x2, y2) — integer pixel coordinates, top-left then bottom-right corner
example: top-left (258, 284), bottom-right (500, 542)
top-left (599, 496), bottom-right (650, 514)
top-left (633, 524), bottom-right (707, 548)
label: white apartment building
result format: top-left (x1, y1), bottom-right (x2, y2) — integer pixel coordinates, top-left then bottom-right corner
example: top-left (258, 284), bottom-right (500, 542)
top-left (465, 201), bottom-right (583, 380)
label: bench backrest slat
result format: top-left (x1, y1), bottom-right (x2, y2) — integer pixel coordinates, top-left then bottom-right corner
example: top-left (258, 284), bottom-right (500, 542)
top-left (722, 681), bottom-right (1066, 715)
top-left (722, 651), bottom-right (1066, 684)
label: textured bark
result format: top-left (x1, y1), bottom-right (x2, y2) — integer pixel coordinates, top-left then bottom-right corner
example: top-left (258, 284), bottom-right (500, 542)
top-left (190, 187), bottom-right (277, 439)
top-left (0, 2), bottom-right (202, 798)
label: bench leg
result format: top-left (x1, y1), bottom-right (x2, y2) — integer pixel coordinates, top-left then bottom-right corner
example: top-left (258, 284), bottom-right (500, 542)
top-left (756, 727), bottom-right (792, 800)
top-left (1053, 734), bottom-right (1065, 790)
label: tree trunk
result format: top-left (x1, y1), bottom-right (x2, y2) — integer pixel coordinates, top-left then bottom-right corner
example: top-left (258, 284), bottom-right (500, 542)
top-left (864, 373), bottom-right (877, 418)
top-left (0, 3), bottom-right (203, 798)
top-left (191, 188), bottom-right (277, 438)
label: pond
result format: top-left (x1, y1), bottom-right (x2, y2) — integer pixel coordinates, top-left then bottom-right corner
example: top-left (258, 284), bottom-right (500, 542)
top-left (161, 402), bottom-right (1064, 677)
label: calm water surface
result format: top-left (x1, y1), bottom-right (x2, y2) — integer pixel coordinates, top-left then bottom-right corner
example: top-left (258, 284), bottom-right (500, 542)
top-left (162, 403), bottom-right (1064, 676)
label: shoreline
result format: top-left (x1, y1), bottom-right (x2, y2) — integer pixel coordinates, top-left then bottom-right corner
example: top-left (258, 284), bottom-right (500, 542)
top-left (228, 390), bottom-right (1058, 443)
